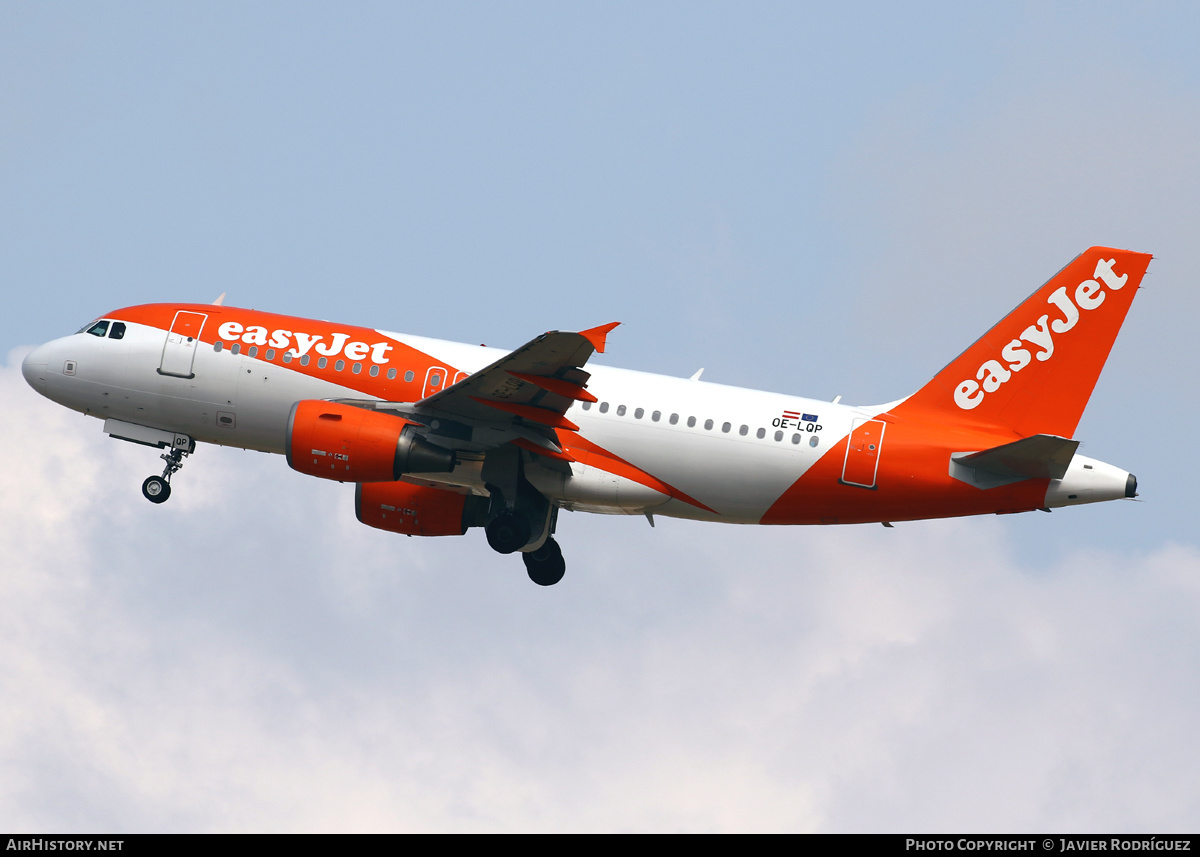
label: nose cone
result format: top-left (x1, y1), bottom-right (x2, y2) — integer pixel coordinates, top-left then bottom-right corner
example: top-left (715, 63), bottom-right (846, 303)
top-left (22, 346), bottom-right (49, 396)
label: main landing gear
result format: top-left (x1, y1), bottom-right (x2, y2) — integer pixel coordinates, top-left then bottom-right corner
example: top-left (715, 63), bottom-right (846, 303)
top-left (141, 444), bottom-right (191, 504)
top-left (485, 511), bottom-right (531, 554)
top-left (522, 537), bottom-right (566, 587)
top-left (484, 508), bottom-right (568, 586)
top-left (481, 445), bottom-right (568, 586)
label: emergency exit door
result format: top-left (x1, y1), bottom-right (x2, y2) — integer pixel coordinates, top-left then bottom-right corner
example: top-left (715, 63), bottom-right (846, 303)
top-left (422, 366), bottom-right (447, 399)
top-left (841, 418), bottom-right (886, 489)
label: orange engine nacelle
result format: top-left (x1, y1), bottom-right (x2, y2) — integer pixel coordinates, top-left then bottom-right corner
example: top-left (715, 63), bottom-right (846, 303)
top-left (356, 480), bottom-right (489, 537)
top-left (286, 400), bottom-right (456, 483)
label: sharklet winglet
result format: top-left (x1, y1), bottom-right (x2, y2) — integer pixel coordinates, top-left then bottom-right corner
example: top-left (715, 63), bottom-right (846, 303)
top-left (579, 322), bottom-right (620, 354)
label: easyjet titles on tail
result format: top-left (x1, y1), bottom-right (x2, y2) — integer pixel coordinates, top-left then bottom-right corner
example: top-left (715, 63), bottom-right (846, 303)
top-left (953, 258), bottom-right (1129, 410)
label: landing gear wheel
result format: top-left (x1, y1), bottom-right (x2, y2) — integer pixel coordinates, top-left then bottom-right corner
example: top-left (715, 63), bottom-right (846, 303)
top-left (486, 512), bottom-right (531, 554)
top-left (142, 475), bottom-right (171, 504)
top-left (142, 442), bottom-right (191, 504)
top-left (523, 538), bottom-right (566, 586)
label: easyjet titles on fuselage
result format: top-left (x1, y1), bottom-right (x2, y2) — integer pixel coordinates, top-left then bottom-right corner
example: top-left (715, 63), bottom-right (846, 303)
top-left (953, 257), bottom-right (1130, 410)
top-left (216, 321), bottom-right (395, 364)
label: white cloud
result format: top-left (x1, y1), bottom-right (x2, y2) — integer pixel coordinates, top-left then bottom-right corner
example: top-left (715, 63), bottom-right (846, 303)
top-left (3, 357), bottom-right (1198, 831)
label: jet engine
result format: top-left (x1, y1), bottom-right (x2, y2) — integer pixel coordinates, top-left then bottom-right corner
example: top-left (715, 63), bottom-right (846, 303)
top-left (356, 480), bottom-right (488, 537)
top-left (286, 400), bottom-right (455, 482)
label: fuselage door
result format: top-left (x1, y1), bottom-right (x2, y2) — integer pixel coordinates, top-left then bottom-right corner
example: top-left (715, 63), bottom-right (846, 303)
top-left (423, 366), bottom-right (447, 399)
top-left (841, 418), bottom-right (886, 489)
top-left (159, 311), bottom-right (208, 379)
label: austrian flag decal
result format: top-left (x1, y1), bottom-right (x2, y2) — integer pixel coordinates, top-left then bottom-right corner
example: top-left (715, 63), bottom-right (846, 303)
top-left (774, 410), bottom-right (820, 430)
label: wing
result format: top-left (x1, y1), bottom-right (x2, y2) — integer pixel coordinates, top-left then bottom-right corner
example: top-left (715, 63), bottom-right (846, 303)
top-left (419, 322), bottom-right (617, 425)
top-left (359, 322), bottom-right (619, 459)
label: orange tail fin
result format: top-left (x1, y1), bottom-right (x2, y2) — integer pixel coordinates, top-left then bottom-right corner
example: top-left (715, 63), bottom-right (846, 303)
top-left (901, 247), bottom-right (1152, 438)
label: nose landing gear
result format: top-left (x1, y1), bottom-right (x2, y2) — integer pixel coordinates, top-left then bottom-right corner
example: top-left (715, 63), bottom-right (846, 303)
top-left (142, 445), bottom-right (190, 504)
top-left (141, 475), bottom-right (170, 503)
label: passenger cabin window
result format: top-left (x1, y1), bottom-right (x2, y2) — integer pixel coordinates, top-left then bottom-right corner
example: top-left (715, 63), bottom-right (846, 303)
top-left (581, 401), bottom-right (592, 410)
top-left (687, 416), bottom-right (696, 428)
top-left (616, 405), bottom-right (626, 416)
top-left (108, 322), bottom-right (126, 340)
top-left (739, 425), bottom-right (748, 436)
top-left (634, 408), bottom-right (644, 419)
top-left (387, 368), bottom-right (397, 380)
top-left (404, 370), bottom-right (415, 382)
top-left (652, 410), bottom-right (661, 422)
top-left (670, 414), bottom-right (679, 425)
top-left (86, 321), bottom-right (109, 338)
top-left (318, 357), bottom-right (328, 369)
top-left (704, 419), bottom-right (714, 431)
top-left (599, 402), bottom-right (609, 413)
top-left (757, 428), bottom-right (766, 439)
top-left (248, 346), bottom-right (258, 358)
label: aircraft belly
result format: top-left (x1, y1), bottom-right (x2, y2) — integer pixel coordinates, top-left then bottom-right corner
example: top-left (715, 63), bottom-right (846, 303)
top-left (549, 463), bottom-right (669, 514)
top-left (67, 340), bottom-right (370, 453)
top-left (232, 356), bottom-right (359, 453)
top-left (577, 418), bottom-right (817, 521)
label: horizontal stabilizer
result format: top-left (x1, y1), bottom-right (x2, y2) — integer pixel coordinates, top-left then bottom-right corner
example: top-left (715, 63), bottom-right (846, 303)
top-left (954, 434), bottom-right (1079, 481)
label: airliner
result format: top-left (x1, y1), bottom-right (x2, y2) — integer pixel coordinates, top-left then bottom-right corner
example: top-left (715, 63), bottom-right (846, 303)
top-left (21, 247), bottom-right (1149, 585)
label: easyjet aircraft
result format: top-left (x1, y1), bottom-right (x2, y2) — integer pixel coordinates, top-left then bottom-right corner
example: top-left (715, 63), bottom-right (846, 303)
top-left (22, 247), bottom-right (1149, 585)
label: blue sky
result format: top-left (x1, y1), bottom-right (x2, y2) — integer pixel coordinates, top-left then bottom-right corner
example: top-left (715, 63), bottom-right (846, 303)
top-left (3, 2), bottom-right (1199, 831)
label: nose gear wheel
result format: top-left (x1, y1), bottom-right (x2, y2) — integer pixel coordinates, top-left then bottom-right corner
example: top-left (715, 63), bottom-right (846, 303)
top-left (142, 445), bottom-right (191, 504)
top-left (142, 475), bottom-right (171, 503)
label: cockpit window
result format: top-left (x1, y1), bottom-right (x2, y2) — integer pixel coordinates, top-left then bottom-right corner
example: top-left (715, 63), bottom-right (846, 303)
top-left (84, 320), bottom-right (109, 337)
top-left (108, 322), bottom-right (126, 340)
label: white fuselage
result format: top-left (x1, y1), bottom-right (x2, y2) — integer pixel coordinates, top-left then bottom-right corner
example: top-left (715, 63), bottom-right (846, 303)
top-left (21, 316), bottom-right (1130, 525)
